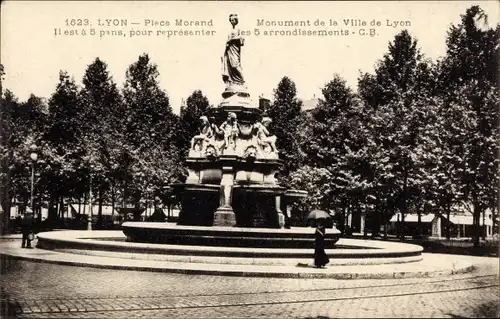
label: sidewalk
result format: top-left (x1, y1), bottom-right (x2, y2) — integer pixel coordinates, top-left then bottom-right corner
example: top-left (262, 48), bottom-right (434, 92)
top-left (0, 236), bottom-right (481, 279)
top-left (349, 233), bottom-right (498, 256)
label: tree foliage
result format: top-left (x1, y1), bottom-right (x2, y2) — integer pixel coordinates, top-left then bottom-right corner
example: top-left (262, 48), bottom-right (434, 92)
top-left (436, 6), bottom-right (499, 244)
top-left (42, 72), bottom-right (84, 204)
top-left (122, 54), bottom-right (181, 206)
top-left (267, 76), bottom-right (305, 180)
top-left (357, 30), bottom-right (438, 238)
top-left (79, 58), bottom-right (123, 225)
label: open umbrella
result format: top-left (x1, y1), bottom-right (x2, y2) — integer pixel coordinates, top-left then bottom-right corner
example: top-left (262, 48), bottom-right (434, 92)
top-left (307, 209), bottom-right (332, 220)
top-left (307, 209), bottom-right (333, 228)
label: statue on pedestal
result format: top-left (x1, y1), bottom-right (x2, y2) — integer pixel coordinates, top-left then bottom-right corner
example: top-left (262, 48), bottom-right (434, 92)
top-left (173, 14), bottom-right (310, 230)
top-left (221, 13), bottom-right (245, 88)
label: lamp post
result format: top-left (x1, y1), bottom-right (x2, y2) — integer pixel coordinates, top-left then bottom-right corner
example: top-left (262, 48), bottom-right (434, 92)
top-left (29, 144), bottom-right (39, 214)
top-left (88, 163), bottom-right (94, 231)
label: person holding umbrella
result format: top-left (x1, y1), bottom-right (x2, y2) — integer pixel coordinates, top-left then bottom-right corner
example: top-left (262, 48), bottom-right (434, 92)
top-left (308, 209), bottom-right (331, 268)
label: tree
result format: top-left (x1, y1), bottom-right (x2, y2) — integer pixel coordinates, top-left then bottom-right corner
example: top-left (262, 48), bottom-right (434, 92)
top-left (42, 71), bottom-right (85, 224)
top-left (437, 5), bottom-right (499, 246)
top-left (427, 82), bottom-right (470, 239)
top-left (79, 57), bottom-right (123, 227)
top-left (0, 64), bottom-right (6, 233)
top-left (122, 54), bottom-right (181, 209)
top-left (10, 95), bottom-right (47, 205)
top-left (267, 76), bottom-right (305, 181)
top-left (0, 88), bottom-right (47, 232)
top-left (289, 165), bottom-right (333, 222)
top-left (358, 30), bottom-right (436, 240)
top-left (296, 75), bottom-right (369, 234)
top-left (0, 88), bottom-right (20, 233)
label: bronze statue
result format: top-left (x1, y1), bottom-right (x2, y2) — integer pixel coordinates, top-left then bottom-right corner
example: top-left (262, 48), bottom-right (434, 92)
top-left (221, 14), bottom-right (245, 86)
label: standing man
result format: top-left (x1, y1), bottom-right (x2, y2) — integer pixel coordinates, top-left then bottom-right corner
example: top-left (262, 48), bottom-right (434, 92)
top-left (21, 208), bottom-right (35, 248)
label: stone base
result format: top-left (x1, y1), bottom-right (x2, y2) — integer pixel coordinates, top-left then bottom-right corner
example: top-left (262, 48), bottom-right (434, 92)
top-left (220, 93), bottom-right (252, 108)
top-left (213, 206), bottom-right (237, 227)
top-left (222, 83), bottom-right (249, 98)
top-left (278, 212), bottom-right (285, 228)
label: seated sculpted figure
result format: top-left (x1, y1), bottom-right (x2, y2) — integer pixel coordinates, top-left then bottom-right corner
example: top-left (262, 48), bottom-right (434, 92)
top-left (254, 117), bottom-right (277, 153)
top-left (220, 112), bottom-right (240, 151)
top-left (191, 116), bottom-right (214, 151)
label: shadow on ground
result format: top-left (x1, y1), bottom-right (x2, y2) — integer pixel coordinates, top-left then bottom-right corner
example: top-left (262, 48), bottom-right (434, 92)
top-left (0, 288), bottom-right (19, 318)
top-left (0, 255), bottom-right (23, 277)
top-left (0, 255), bottom-right (23, 318)
top-left (447, 301), bottom-right (499, 318)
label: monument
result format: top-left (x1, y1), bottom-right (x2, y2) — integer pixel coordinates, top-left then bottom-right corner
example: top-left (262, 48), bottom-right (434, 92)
top-left (172, 13), bottom-right (307, 228)
top-left (31, 15), bottom-right (432, 278)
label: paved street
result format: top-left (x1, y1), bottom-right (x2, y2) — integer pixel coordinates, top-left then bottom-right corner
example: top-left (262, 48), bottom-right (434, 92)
top-left (0, 251), bottom-right (498, 318)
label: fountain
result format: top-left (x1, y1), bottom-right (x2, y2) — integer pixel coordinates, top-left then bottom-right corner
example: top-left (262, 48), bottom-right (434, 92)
top-left (121, 13), bottom-right (338, 247)
top-left (28, 16), bottom-right (459, 278)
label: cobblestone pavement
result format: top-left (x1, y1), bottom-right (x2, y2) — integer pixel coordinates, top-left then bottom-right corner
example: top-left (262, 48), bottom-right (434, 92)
top-left (0, 252), bottom-right (498, 318)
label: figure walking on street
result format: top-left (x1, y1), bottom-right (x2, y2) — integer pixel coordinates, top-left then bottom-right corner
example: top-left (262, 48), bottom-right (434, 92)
top-left (314, 223), bottom-right (330, 268)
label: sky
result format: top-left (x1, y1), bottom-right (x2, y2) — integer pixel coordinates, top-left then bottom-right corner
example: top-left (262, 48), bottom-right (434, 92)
top-left (1, 1), bottom-right (499, 114)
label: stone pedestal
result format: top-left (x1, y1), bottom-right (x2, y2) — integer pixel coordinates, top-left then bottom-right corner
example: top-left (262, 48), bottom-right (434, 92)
top-left (213, 165), bottom-right (236, 226)
top-left (213, 205), bottom-right (237, 226)
top-left (360, 212), bottom-right (366, 235)
top-left (220, 85), bottom-right (252, 108)
top-left (432, 214), bottom-right (441, 237)
top-left (276, 196), bottom-right (285, 228)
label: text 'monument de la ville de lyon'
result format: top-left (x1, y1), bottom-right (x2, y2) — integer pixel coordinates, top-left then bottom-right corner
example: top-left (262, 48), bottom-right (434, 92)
top-left (91, 18), bottom-right (411, 28)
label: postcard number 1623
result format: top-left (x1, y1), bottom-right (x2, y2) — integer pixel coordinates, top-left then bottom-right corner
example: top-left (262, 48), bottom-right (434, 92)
top-left (65, 19), bottom-right (90, 27)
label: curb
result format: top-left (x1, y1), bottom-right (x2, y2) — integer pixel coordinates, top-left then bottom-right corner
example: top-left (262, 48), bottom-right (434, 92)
top-left (35, 230), bottom-right (424, 259)
top-left (0, 250), bottom-right (475, 279)
top-left (58, 248), bottom-right (424, 266)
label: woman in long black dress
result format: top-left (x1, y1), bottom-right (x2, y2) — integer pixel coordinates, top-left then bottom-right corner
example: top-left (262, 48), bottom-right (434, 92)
top-left (314, 223), bottom-right (330, 268)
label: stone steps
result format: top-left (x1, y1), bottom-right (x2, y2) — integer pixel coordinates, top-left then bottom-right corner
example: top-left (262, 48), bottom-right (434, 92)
top-left (36, 230), bottom-right (423, 262)
top-left (58, 248), bottom-right (424, 266)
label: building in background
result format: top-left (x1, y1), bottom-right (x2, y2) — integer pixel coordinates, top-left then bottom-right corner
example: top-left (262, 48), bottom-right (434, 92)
top-left (386, 203), bottom-right (494, 238)
top-left (301, 95), bottom-right (319, 113)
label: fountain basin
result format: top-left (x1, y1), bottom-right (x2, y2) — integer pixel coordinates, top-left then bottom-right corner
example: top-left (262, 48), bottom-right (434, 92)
top-left (122, 222), bottom-right (341, 248)
top-left (35, 229), bottom-right (424, 266)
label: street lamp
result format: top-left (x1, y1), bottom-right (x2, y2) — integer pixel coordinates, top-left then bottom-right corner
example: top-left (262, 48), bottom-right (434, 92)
top-left (29, 144), bottom-right (39, 214)
top-left (88, 163), bottom-right (94, 231)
